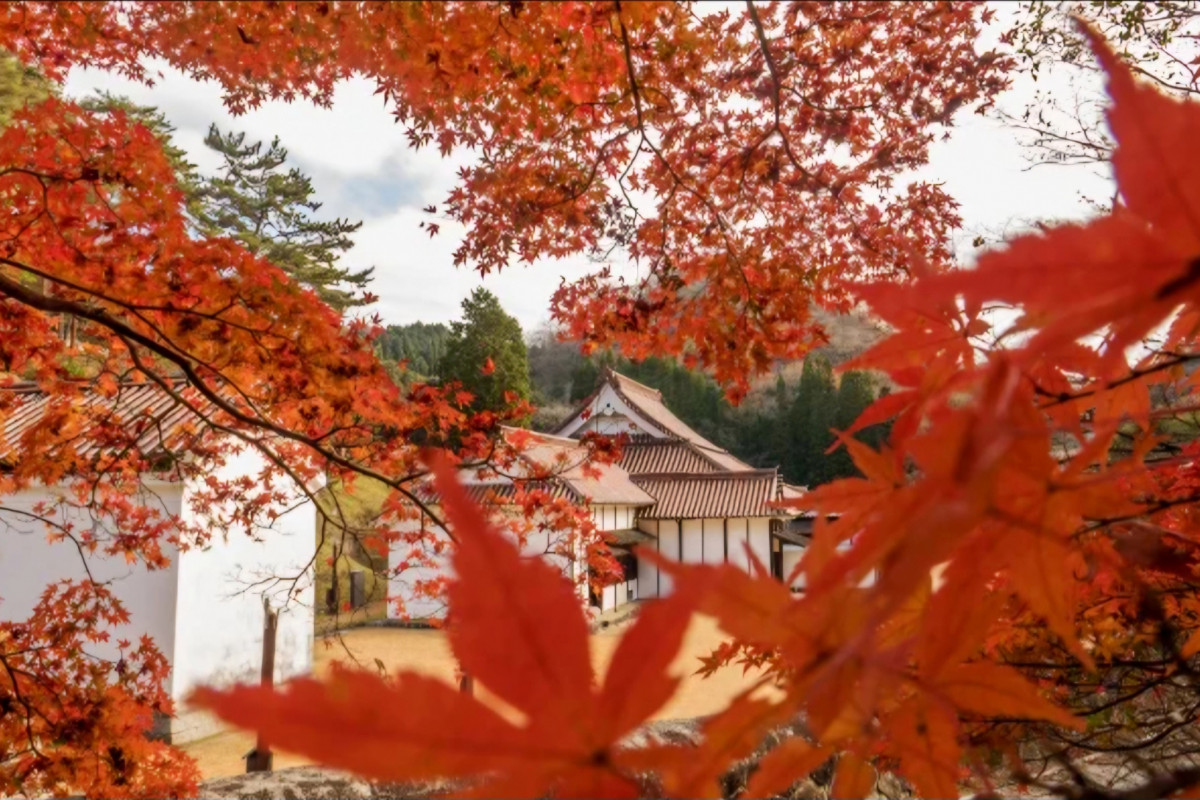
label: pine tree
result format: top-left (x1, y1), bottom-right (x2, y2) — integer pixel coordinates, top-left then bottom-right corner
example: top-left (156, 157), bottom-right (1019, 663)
top-left (788, 354), bottom-right (836, 486)
top-left (79, 93), bottom-right (205, 219)
top-left (194, 126), bottom-right (373, 312)
top-left (828, 370), bottom-right (878, 477)
top-left (439, 288), bottom-right (531, 418)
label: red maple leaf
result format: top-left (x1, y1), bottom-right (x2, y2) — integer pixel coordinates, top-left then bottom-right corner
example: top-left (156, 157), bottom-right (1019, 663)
top-left (907, 24), bottom-right (1200, 371)
top-left (194, 451), bottom-right (697, 797)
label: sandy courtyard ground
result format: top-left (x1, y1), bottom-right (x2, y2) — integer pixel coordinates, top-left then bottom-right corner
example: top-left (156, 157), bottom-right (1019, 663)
top-left (183, 613), bottom-right (765, 780)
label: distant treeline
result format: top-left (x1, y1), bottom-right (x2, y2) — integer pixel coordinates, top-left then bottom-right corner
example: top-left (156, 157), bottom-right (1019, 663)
top-left (374, 322), bottom-right (451, 380)
top-left (378, 316), bottom-right (889, 489)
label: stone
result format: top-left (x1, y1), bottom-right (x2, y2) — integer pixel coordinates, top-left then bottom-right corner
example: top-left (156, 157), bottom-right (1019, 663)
top-left (872, 771), bottom-right (914, 799)
top-left (197, 767), bottom-right (450, 800)
top-left (196, 715), bottom-right (913, 800)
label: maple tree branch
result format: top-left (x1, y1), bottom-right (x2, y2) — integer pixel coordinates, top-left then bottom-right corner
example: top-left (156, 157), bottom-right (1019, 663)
top-left (0, 657), bottom-right (45, 763)
top-left (1030, 354), bottom-right (1194, 410)
top-left (613, 2), bottom-right (768, 328)
top-left (0, 263), bottom-right (455, 538)
top-left (120, 343), bottom-right (333, 600)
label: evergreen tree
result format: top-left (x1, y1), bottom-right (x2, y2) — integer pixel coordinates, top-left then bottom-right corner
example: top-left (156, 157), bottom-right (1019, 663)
top-left (827, 370), bottom-right (878, 477)
top-left (788, 354), bottom-right (836, 486)
top-left (526, 324), bottom-right (590, 406)
top-left (79, 93), bottom-right (205, 219)
top-left (439, 289), bottom-right (532, 418)
top-left (568, 350), bottom-right (616, 403)
top-left (71, 103), bottom-right (372, 313)
top-left (194, 126), bottom-right (373, 312)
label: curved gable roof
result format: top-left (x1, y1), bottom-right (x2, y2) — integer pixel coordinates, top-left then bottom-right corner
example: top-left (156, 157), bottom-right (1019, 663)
top-left (554, 368), bottom-right (753, 471)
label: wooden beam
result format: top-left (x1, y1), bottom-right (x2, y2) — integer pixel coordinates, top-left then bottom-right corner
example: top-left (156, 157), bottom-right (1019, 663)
top-left (245, 597), bottom-right (278, 773)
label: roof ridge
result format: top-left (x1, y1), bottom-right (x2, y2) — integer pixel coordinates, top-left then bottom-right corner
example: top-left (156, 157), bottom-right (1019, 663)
top-left (501, 426), bottom-right (583, 449)
top-left (631, 468), bottom-right (778, 481)
top-left (605, 367), bottom-right (663, 400)
top-left (624, 433), bottom-right (688, 444)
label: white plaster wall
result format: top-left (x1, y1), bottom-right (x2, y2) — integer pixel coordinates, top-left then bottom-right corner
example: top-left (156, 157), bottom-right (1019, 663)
top-left (585, 417), bottom-right (642, 436)
top-left (0, 482), bottom-right (183, 685)
top-left (681, 519), bottom-right (703, 563)
top-left (636, 519), bottom-right (660, 599)
top-left (783, 541), bottom-right (875, 593)
top-left (727, 518), bottom-right (750, 572)
top-left (592, 504), bottom-right (638, 532)
top-left (598, 580), bottom-right (637, 613)
top-left (748, 518), bottom-right (772, 574)
top-left (171, 446), bottom-right (316, 741)
top-left (656, 519), bottom-right (679, 596)
top-left (592, 504), bottom-right (637, 531)
top-left (558, 384), bottom-right (667, 440)
top-left (387, 513), bottom-right (453, 621)
top-left (615, 578), bottom-right (635, 607)
top-left (782, 545), bottom-right (805, 590)
top-left (387, 506), bottom-right (582, 620)
top-left (702, 518), bottom-right (725, 565)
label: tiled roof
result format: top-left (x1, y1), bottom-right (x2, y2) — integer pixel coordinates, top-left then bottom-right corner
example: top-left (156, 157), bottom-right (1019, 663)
top-left (412, 429), bottom-right (655, 509)
top-left (778, 482), bottom-right (816, 518)
top-left (466, 481), bottom-right (575, 505)
top-left (606, 528), bottom-right (655, 546)
top-left (633, 470), bottom-right (786, 519)
top-left (511, 431), bottom-right (655, 506)
top-left (604, 371), bottom-right (754, 470)
top-left (618, 436), bottom-right (723, 475)
top-left (555, 369), bottom-right (754, 471)
top-left (0, 381), bottom-right (201, 469)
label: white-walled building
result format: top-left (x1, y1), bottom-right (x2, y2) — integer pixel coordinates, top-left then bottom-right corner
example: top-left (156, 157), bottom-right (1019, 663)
top-left (388, 369), bottom-right (811, 621)
top-left (387, 430), bottom-right (656, 619)
top-left (0, 383), bottom-right (317, 743)
top-left (555, 369), bottom-right (809, 596)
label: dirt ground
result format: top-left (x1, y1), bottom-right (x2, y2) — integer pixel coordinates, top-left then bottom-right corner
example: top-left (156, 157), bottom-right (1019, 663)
top-left (183, 612), bottom-right (766, 780)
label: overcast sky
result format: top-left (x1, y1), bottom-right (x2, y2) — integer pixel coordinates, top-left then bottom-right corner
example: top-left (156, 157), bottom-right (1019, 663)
top-left (62, 3), bottom-right (1113, 333)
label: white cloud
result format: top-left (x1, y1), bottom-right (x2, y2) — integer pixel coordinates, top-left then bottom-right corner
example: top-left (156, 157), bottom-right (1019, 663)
top-left (65, 62), bottom-right (454, 183)
top-left (352, 206), bottom-right (643, 328)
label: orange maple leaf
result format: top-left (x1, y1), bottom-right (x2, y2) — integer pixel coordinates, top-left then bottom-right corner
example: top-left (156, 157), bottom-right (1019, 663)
top-left (911, 23), bottom-right (1200, 369)
top-left (193, 451), bottom-right (696, 797)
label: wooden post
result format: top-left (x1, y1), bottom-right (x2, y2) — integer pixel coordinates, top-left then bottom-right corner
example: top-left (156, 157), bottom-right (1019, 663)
top-left (327, 535), bottom-right (341, 614)
top-left (349, 569), bottom-right (366, 609)
top-left (245, 597), bottom-right (278, 773)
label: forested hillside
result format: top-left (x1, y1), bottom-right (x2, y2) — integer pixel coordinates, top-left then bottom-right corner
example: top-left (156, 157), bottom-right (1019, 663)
top-left (374, 322), bottom-right (450, 380)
